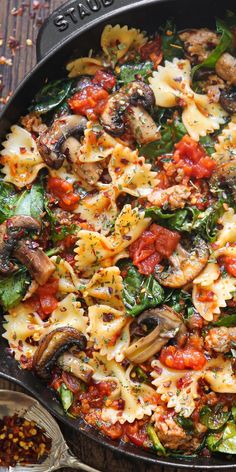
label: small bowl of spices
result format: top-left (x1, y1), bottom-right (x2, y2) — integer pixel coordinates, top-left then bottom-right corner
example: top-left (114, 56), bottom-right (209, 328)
top-left (0, 390), bottom-right (100, 472)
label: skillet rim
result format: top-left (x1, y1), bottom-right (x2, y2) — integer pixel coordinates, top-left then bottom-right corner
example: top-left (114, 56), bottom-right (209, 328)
top-left (1, 0), bottom-right (236, 467)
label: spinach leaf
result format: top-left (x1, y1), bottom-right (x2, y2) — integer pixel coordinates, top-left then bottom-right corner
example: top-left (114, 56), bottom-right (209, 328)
top-left (164, 289), bottom-right (195, 318)
top-left (145, 201), bottom-right (224, 242)
top-left (207, 422), bottom-right (236, 454)
top-left (176, 415), bottom-right (194, 432)
top-left (140, 118), bottom-right (186, 160)
top-left (200, 405), bottom-right (231, 430)
top-left (199, 135), bottom-right (215, 156)
top-left (118, 61), bottom-right (153, 85)
top-left (58, 383), bottom-right (74, 412)
top-left (213, 314), bottom-right (236, 327)
top-left (122, 264), bottom-right (164, 316)
top-left (44, 198), bottom-right (77, 244)
top-left (192, 18), bottom-right (233, 79)
top-left (0, 267), bottom-right (30, 310)
top-left (147, 425), bottom-right (166, 455)
top-left (145, 207), bottom-right (190, 232)
top-left (30, 79), bottom-right (73, 115)
top-left (0, 181), bottom-right (19, 223)
top-left (160, 19), bottom-right (184, 61)
top-left (14, 182), bottom-right (44, 220)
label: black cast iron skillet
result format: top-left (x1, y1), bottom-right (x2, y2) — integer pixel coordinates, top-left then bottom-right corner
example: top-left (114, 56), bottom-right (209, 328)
top-left (1, 0), bottom-right (236, 468)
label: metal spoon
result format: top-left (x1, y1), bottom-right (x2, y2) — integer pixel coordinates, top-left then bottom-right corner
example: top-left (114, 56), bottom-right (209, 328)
top-left (0, 390), bottom-right (100, 472)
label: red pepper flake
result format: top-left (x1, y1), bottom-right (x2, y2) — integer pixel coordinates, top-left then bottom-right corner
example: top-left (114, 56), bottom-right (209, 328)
top-left (8, 36), bottom-right (20, 55)
top-left (0, 414), bottom-right (52, 467)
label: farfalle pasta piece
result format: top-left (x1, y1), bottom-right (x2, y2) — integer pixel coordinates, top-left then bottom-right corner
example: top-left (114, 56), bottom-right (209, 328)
top-left (82, 266), bottom-right (124, 311)
top-left (151, 359), bottom-right (201, 417)
top-left (87, 304), bottom-right (129, 362)
top-left (101, 25), bottom-right (147, 63)
top-left (50, 256), bottom-right (81, 294)
top-left (151, 356), bottom-right (236, 417)
top-left (149, 59), bottom-right (227, 140)
top-left (0, 125), bottom-right (46, 187)
top-left (193, 272), bottom-right (236, 321)
top-left (78, 122), bottom-right (118, 163)
top-left (67, 57), bottom-right (104, 78)
top-left (212, 119), bottom-right (236, 166)
top-left (107, 144), bottom-right (158, 197)
top-left (74, 187), bottom-right (118, 235)
top-left (214, 208), bottom-right (236, 248)
top-left (90, 354), bottom-right (157, 423)
top-left (3, 294), bottom-right (88, 362)
top-left (74, 205), bottom-right (150, 275)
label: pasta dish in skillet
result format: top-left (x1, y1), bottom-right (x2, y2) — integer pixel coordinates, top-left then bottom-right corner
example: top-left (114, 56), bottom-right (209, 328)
top-left (1, 12), bottom-right (236, 457)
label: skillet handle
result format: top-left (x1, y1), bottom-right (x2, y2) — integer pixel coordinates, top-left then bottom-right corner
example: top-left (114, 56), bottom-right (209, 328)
top-left (36, 0), bottom-right (145, 62)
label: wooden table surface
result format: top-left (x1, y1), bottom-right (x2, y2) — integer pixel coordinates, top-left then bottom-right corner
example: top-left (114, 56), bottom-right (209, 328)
top-left (0, 2), bottom-right (194, 471)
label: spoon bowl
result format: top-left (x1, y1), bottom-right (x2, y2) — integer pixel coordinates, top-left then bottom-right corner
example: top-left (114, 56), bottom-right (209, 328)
top-left (0, 390), bottom-right (100, 472)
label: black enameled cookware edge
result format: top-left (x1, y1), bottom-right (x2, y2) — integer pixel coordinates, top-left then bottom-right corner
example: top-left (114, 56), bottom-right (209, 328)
top-left (1, 0), bottom-right (236, 468)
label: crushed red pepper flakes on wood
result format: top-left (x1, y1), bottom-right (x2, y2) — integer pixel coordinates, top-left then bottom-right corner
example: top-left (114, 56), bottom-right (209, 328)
top-left (0, 414), bottom-right (52, 467)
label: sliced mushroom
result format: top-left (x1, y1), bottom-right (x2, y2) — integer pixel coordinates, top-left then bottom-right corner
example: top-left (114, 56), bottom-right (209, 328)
top-left (126, 306), bottom-right (185, 363)
top-left (212, 160), bottom-right (236, 201)
top-left (155, 238), bottom-right (209, 288)
top-left (57, 352), bottom-right (94, 383)
top-left (0, 216), bottom-right (40, 274)
top-left (33, 327), bottom-right (87, 380)
top-left (215, 53), bottom-right (236, 86)
top-left (13, 238), bottom-right (55, 286)
top-left (37, 114), bottom-right (87, 169)
top-left (127, 105), bottom-right (160, 144)
top-left (220, 87), bottom-right (236, 113)
top-left (100, 80), bottom-right (159, 144)
top-left (0, 215), bottom-right (54, 284)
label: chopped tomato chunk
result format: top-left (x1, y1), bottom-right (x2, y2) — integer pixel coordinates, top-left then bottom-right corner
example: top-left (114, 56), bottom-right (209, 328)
top-left (129, 223), bottom-right (180, 275)
top-left (47, 177), bottom-right (80, 211)
top-left (68, 85), bottom-right (109, 120)
top-left (173, 135), bottom-right (216, 179)
top-left (223, 256), bottom-right (236, 277)
top-left (92, 70), bottom-right (116, 91)
top-left (28, 277), bottom-right (59, 320)
top-left (160, 345), bottom-right (206, 370)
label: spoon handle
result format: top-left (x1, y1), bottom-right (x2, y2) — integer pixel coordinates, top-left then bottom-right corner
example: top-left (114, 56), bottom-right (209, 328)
top-left (58, 450), bottom-right (101, 472)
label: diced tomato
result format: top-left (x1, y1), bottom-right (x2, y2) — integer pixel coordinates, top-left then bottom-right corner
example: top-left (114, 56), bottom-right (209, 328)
top-left (140, 36), bottom-right (163, 69)
top-left (92, 70), bottom-right (116, 91)
top-left (222, 256), bottom-right (236, 277)
top-left (124, 421), bottom-right (148, 447)
top-left (129, 223), bottom-right (180, 275)
top-left (100, 422), bottom-right (123, 440)
top-left (68, 85), bottom-right (109, 120)
top-left (173, 135), bottom-right (216, 179)
top-left (160, 345), bottom-right (206, 370)
top-left (28, 277), bottom-right (59, 320)
top-left (47, 177), bottom-right (80, 211)
top-left (197, 289), bottom-right (215, 302)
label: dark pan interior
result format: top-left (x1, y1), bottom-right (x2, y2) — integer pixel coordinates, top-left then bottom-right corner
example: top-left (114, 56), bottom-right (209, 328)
top-left (1, 0), bottom-right (236, 467)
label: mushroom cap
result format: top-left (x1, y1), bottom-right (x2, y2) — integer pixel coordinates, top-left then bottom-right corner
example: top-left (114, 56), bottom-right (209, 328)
top-left (33, 327), bottom-right (87, 380)
top-left (0, 216), bottom-right (41, 275)
top-left (155, 239), bottom-right (209, 288)
top-left (220, 88), bottom-right (236, 114)
top-left (126, 305), bottom-right (185, 363)
top-left (37, 114), bottom-right (87, 169)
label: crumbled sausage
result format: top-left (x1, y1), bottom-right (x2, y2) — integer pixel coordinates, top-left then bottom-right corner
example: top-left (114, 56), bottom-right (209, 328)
top-left (148, 184), bottom-right (191, 210)
top-left (199, 74), bottom-right (226, 103)
top-left (180, 29), bottom-right (219, 62)
top-left (215, 53), bottom-right (236, 85)
top-left (20, 113), bottom-right (48, 135)
top-left (152, 406), bottom-right (205, 451)
top-left (205, 326), bottom-right (236, 353)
